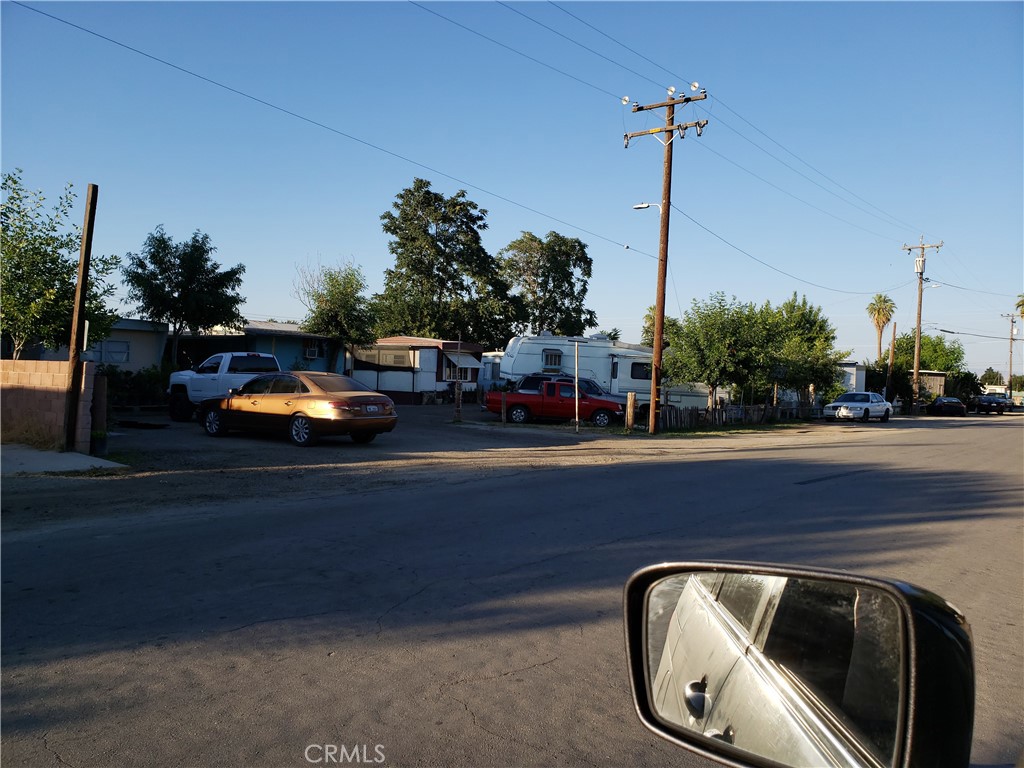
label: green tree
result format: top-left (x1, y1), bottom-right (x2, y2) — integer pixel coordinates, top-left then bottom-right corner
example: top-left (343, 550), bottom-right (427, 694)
top-left (598, 328), bottom-right (622, 341)
top-left (1, 169), bottom-right (119, 358)
top-left (654, 293), bottom-right (750, 407)
top-left (1016, 293), bottom-right (1024, 318)
top-left (893, 333), bottom-right (967, 373)
top-left (294, 262), bottom-right (376, 372)
top-left (122, 226), bottom-right (246, 366)
top-left (979, 367), bottom-right (1005, 386)
top-left (499, 231), bottom-right (597, 337)
top-left (770, 293), bottom-right (849, 403)
top-left (373, 178), bottom-right (524, 349)
top-left (866, 294), bottom-right (896, 363)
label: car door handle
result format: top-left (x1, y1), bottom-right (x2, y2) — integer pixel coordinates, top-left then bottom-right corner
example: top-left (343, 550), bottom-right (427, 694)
top-left (283, 400), bottom-right (293, 406)
top-left (684, 676), bottom-right (709, 719)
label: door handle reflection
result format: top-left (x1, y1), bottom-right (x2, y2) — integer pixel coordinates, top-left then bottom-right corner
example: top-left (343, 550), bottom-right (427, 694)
top-left (684, 676), bottom-right (708, 719)
top-left (707, 726), bottom-right (735, 744)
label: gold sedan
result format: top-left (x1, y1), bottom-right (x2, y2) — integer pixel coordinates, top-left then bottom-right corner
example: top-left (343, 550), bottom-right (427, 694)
top-left (198, 372), bottom-right (397, 446)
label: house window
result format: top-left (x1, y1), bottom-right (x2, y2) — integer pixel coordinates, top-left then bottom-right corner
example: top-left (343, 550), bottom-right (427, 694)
top-left (444, 359), bottom-right (471, 382)
top-left (542, 348), bottom-right (562, 370)
top-left (100, 340), bottom-right (130, 364)
top-left (304, 340), bottom-right (321, 360)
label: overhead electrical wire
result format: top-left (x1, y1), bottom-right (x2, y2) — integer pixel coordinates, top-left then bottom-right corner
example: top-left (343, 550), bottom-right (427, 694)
top-left (12, 1), bottom-right (985, 305)
top-left (8, 0), bottom-right (651, 262)
top-left (547, 0), bottom-right (923, 237)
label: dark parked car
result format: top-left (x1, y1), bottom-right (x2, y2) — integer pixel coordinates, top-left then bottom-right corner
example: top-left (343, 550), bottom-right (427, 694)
top-left (971, 395), bottom-right (1006, 415)
top-left (198, 371), bottom-right (397, 446)
top-left (926, 397), bottom-right (968, 416)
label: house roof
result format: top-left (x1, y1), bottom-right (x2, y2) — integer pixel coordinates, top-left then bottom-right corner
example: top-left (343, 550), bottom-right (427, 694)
top-left (376, 336), bottom-right (483, 352)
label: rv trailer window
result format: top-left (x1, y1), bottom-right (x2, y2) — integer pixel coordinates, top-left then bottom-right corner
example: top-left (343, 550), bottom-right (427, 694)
top-left (631, 362), bottom-right (652, 380)
top-left (542, 349), bottom-right (562, 370)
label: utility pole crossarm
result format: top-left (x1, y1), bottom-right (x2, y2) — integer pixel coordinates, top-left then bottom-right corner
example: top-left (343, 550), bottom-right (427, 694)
top-left (632, 91), bottom-right (707, 113)
top-left (624, 120), bottom-right (708, 144)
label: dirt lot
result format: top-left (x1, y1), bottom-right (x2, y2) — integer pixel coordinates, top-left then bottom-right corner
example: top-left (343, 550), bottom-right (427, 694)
top-left (1, 405), bottom-right (850, 531)
top-left (0, 405), bottom-right (643, 529)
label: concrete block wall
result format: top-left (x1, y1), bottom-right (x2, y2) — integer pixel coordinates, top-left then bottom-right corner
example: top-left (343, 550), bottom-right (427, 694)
top-left (0, 360), bottom-right (95, 453)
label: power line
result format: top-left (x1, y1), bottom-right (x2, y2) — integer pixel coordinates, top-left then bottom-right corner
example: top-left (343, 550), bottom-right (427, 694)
top-left (548, 1), bottom-right (926, 237)
top-left (670, 203), bottom-right (896, 296)
top-left (9, 1), bottom-right (651, 261)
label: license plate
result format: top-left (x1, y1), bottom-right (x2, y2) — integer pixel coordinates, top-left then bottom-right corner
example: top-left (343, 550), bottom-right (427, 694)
top-left (365, 405), bottom-right (379, 414)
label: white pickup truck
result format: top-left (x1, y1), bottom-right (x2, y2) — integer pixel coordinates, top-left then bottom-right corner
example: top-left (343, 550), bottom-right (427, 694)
top-left (167, 352), bottom-right (281, 421)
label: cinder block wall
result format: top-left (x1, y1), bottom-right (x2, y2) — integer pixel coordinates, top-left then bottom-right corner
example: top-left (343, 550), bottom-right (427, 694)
top-left (0, 360), bottom-right (95, 453)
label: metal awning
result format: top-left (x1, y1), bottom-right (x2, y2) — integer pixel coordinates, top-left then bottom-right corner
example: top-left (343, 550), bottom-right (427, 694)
top-left (444, 352), bottom-right (482, 369)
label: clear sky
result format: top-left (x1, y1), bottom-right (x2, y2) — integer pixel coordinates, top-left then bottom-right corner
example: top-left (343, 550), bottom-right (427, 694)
top-left (3, 1), bottom-right (1022, 376)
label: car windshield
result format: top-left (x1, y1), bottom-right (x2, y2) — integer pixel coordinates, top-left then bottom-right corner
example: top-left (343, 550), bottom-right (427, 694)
top-left (835, 393), bottom-right (869, 403)
top-left (305, 374), bottom-right (375, 394)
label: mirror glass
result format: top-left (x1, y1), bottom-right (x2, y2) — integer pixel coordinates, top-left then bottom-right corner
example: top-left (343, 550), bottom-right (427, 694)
top-left (647, 571), bottom-right (903, 768)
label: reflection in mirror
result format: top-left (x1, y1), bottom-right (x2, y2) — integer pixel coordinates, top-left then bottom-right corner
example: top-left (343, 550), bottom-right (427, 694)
top-left (647, 572), bottom-right (903, 768)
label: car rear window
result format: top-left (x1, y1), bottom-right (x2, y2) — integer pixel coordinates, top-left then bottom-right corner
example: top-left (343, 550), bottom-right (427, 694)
top-left (228, 355), bottom-right (279, 373)
top-left (306, 374), bottom-right (375, 393)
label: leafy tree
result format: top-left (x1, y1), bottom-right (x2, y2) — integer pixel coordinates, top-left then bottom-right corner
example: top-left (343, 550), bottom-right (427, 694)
top-left (122, 226), bottom-right (246, 366)
top-left (946, 370), bottom-right (983, 404)
top-left (598, 328), bottom-right (622, 341)
top-left (866, 294), bottom-right (896, 363)
top-left (1016, 293), bottom-right (1024, 318)
top-left (499, 231), bottom-right (597, 337)
top-left (979, 367), bottom-right (1005, 386)
top-left (294, 262), bottom-right (376, 372)
top-left (770, 293), bottom-right (849, 402)
top-left (654, 293), bottom-right (751, 407)
top-left (651, 292), bottom-right (847, 409)
top-left (1, 169), bottom-right (119, 358)
top-left (893, 333), bottom-right (967, 373)
top-left (373, 178), bottom-right (524, 349)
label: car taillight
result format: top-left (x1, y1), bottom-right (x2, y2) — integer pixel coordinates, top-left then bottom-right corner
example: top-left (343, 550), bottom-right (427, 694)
top-left (328, 401), bottom-right (358, 412)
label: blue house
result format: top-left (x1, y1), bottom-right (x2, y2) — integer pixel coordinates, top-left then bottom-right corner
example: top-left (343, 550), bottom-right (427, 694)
top-left (176, 321), bottom-right (337, 372)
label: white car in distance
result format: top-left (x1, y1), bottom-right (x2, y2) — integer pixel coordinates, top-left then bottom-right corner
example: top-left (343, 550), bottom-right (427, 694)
top-left (823, 392), bottom-right (893, 422)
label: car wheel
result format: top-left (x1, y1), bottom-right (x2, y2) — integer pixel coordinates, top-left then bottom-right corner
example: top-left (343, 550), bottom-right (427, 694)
top-left (169, 392), bottom-right (194, 422)
top-left (508, 405), bottom-right (529, 424)
top-left (881, 409), bottom-right (890, 422)
top-left (289, 414), bottom-right (318, 446)
top-left (861, 409), bottom-right (870, 423)
top-left (203, 407), bottom-right (228, 437)
top-left (351, 432), bottom-right (376, 444)
top-left (591, 409), bottom-right (613, 428)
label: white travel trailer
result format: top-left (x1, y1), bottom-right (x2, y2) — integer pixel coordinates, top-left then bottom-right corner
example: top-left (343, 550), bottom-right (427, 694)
top-left (499, 333), bottom-right (708, 411)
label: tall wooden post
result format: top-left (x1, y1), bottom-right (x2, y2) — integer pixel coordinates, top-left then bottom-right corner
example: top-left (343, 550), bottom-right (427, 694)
top-left (63, 184), bottom-right (98, 452)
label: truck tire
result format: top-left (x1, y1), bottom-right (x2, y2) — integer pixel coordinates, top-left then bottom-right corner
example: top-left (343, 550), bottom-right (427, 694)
top-left (508, 405), bottom-right (530, 424)
top-left (590, 409), bottom-right (613, 428)
top-left (169, 392), bottom-right (194, 422)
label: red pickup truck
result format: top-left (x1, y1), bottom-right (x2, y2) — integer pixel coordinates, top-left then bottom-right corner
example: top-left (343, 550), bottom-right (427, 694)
top-left (484, 381), bottom-right (625, 427)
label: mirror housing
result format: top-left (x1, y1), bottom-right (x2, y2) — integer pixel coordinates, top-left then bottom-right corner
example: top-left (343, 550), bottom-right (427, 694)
top-left (624, 562), bottom-right (974, 768)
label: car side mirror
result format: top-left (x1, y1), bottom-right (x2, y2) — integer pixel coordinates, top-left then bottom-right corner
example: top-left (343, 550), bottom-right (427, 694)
top-left (624, 562), bottom-right (974, 768)
top-left (227, 388), bottom-right (240, 396)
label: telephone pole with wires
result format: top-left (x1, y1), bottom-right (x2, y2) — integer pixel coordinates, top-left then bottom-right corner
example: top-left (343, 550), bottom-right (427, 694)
top-left (903, 236), bottom-right (942, 412)
top-left (625, 84), bottom-right (708, 434)
top-left (1001, 313), bottom-right (1018, 401)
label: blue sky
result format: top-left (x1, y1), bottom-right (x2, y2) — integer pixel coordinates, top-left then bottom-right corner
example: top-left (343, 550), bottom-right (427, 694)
top-left (3, 1), bottom-right (1022, 375)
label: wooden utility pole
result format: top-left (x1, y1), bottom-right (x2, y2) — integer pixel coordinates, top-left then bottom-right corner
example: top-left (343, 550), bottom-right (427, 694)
top-left (625, 87), bottom-right (707, 434)
top-left (902, 236), bottom-right (942, 412)
top-left (63, 183), bottom-right (99, 452)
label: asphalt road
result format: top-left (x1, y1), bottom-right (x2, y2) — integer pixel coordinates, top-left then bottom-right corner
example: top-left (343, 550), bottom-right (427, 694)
top-left (2, 413), bottom-right (1022, 767)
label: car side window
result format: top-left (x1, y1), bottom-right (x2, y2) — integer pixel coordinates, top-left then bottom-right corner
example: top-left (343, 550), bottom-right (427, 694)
top-left (196, 356), bottom-right (222, 375)
top-left (716, 573), bottom-right (770, 632)
top-left (238, 377), bottom-right (272, 395)
top-left (558, 384), bottom-right (576, 398)
top-left (520, 376), bottom-right (544, 391)
top-left (269, 376), bottom-right (301, 395)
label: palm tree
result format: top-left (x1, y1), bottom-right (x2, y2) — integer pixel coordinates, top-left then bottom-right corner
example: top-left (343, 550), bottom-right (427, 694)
top-left (1016, 293), bottom-right (1024, 319)
top-left (867, 294), bottom-right (897, 362)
